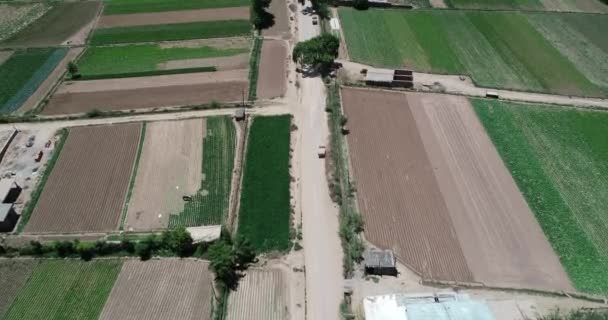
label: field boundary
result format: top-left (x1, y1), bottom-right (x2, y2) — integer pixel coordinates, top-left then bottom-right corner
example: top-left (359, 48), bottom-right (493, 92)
top-left (119, 122), bottom-right (147, 230)
top-left (227, 117), bottom-right (248, 232)
top-left (76, 66), bottom-right (217, 80)
top-left (247, 36), bottom-right (262, 102)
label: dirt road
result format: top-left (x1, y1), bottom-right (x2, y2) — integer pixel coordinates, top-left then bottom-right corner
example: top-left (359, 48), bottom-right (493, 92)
top-left (296, 2), bottom-right (343, 319)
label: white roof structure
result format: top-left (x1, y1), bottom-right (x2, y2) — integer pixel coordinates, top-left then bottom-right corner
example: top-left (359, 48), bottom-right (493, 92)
top-left (186, 225), bottom-right (222, 243)
top-left (365, 68), bottom-right (394, 82)
top-left (330, 18), bottom-right (341, 31)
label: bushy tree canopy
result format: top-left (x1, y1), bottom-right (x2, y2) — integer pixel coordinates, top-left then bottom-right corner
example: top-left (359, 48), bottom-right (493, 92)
top-left (293, 33), bottom-right (340, 72)
top-left (251, 0), bottom-right (274, 30)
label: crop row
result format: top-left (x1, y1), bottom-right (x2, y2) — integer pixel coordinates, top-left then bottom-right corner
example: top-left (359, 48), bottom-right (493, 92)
top-left (103, 0), bottom-right (249, 15)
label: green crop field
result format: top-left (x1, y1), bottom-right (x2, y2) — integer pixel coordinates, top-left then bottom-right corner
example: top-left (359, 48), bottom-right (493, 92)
top-left (338, 9), bottom-right (606, 97)
top-left (89, 20), bottom-right (251, 45)
top-left (170, 116), bottom-right (236, 227)
top-left (0, 47), bottom-right (66, 113)
top-left (77, 43), bottom-right (249, 78)
top-left (473, 99), bottom-right (608, 294)
top-left (103, 0), bottom-right (249, 15)
top-left (0, 260), bottom-right (39, 318)
top-left (238, 115), bottom-right (292, 252)
top-left (2, 260), bottom-right (122, 319)
top-left (443, 0), bottom-right (608, 12)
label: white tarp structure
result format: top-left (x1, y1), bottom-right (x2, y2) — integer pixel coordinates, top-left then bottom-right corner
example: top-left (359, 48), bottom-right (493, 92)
top-left (330, 18), bottom-right (340, 31)
top-left (186, 225), bottom-right (222, 243)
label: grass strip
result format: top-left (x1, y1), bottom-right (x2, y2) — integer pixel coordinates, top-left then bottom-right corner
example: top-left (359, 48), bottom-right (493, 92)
top-left (16, 128), bottom-right (69, 233)
top-left (89, 20), bottom-right (251, 45)
top-left (169, 117), bottom-right (236, 227)
top-left (119, 122), bottom-right (147, 230)
top-left (76, 67), bottom-right (216, 80)
top-left (104, 0), bottom-right (249, 15)
top-left (237, 115), bottom-right (292, 253)
top-left (247, 36), bottom-right (262, 102)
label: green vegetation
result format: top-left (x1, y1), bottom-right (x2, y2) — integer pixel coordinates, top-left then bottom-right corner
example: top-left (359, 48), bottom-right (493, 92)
top-left (293, 33), bottom-right (340, 74)
top-left (16, 129), bottom-right (69, 233)
top-left (238, 115), bottom-right (292, 252)
top-left (0, 260), bottom-right (38, 318)
top-left (560, 13), bottom-right (608, 54)
top-left (89, 20), bottom-right (251, 45)
top-left (77, 67), bottom-right (216, 80)
top-left (170, 117), bottom-right (236, 227)
top-left (120, 123), bottom-right (146, 230)
top-left (0, 48), bottom-right (67, 113)
top-left (104, 0), bottom-right (249, 15)
top-left (251, 0), bottom-right (273, 30)
top-left (338, 9), bottom-right (605, 97)
top-left (538, 309), bottom-right (608, 320)
top-left (247, 37), bottom-right (262, 101)
top-left (2, 260), bottom-right (122, 320)
top-left (77, 43), bottom-right (249, 78)
top-left (444, 0), bottom-right (543, 9)
top-left (473, 99), bottom-right (608, 294)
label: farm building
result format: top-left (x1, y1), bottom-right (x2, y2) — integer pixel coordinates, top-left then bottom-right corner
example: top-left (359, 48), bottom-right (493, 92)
top-left (234, 108), bottom-right (246, 121)
top-left (363, 248), bottom-right (397, 276)
top-left (0, 203), bottom-right (18, 232)
top-left (365, 69), bottom-right (413, 88)
top-left (363, 292), bottom-right (496, 320)
top-left (0, 179), bottom-right (22, 204)
top-left (0, 129), bottom-right (17, 164)
top-left (186, 225), bottom-right (222, 243)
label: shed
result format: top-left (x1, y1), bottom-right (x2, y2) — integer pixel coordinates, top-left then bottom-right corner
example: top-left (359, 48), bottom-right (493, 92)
top-left (363, 249), bottom-right (397, 276)
top-left (0, 179), bottom-right (21, 203)
top-left (234, 108), bottom-right (246, 121)
top-left (186, 225), bottom-right (222, 243)
top-left (0, 203), bottom-right (18, 232)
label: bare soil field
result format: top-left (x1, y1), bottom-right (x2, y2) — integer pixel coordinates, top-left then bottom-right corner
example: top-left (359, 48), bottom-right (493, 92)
top-left (257, 40), bottom-right (287, 99)
top-left (25, 123), bottom-right (141, 233)
top-left (2, 2), bottom-right (102, 47)
top-left (342, 87), bottom-right (572, 291)
top-left (99, 259), bottom-right (213, 320)
top-left (159, 37), bottom-right (250, 50)
top-left (226, 268), bottom-right (289, 320)
top-left (98, 7), bottom-right (250, 28)
top-left (0, 50), bottom-right (13, 65)
top-left (263, 0), bottom-right (290, 38)
top-left (0, 260), bottom-right (38, 317)
top-left (158, 53), bottom-right (249, 71)
top-left (125, 119), bottom-right (205, 231)
top-left (341, 87), bottom-right (473, 282)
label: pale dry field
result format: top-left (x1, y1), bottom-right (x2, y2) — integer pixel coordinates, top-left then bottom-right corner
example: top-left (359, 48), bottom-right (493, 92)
top-left (226, 268), bottom-right (289, 320)
top-left (125, 119), bottom-right (205, 231)
top-left (258, 40), bottom-right (287, 99)
top-left (98, 7), bottom-right (250, 28)
top-left (0, 3), bottom-right (49, 41)
top-left (99, 259), bottom-right (213, 320)
top-left (158, 53), bottom-right (249, 71)
top-left (25, 123), bottom-right (141, 233)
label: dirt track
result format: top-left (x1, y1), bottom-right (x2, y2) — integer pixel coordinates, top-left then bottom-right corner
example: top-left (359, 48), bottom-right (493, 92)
top-left (258, 40), bottom-right (287, 99)
top-left (342, 87), bottom-right (473, 282)
top-left (25, 123), bottom-right (141, 233)
top-left (125, 119), bottom-right (205, 231)
top-left (99, 259), bottom-right (213, 320)
top-left (98, 7), bottom-right (250, 28)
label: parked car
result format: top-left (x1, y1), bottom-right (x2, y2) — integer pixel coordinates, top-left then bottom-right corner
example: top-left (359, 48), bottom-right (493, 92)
top-left (312, 16), bottom-right (318, 25)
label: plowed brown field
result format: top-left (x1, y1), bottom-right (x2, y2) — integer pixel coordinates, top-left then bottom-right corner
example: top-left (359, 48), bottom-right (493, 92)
top-left (25, 123), bottom-right (141, 233)
top-left (125, 119), bottom-right (205, 231)
top-left (97, 7), bottom-right (250, 28)
top-left (99, 259), bottom-right (213, 320)
top-left (226, 268), bottom-right (288, 320)
top-left (342, 87), bottom-right (572, 291)
top-left (258, 40), bottom-right (287, 99)
top-left (342, 87), bottom-right (473, 282)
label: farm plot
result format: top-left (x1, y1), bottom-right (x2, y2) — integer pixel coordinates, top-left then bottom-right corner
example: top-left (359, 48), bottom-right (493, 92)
top-left (103, 0), bottom-right (249, 15)
top-left (76, 42), bottom-right (249, 79)
top-left (2, 2), bottom-right (102, 47)
top-left (0, 48), bottom-right (67, 113)
top-left (338, 9), bottom-right (605, 97)
top-left (0, 3), bottom-right (50, 41)
top-left (169, 116), bottom-right (236, 227)
top-left (444, 0), bottom-right (608, 12)
top-left (99, 259), bottom-right (213, 320)
top-left (342, 87), bottom-right (573, 291)
top-left (98, 7), bottom-right (250, 28)
top-left (125, 119), bottom-right (205, 231)
top-left (42, 70), bottom-right (248, 115)
top-left (89, 20), bottom-right (251, 46)
top-left (2, 260), bottom-right (122, 320)
top-left (226, 268), bottom-right (289, 320)
top-left (257, 40), bottom-right (287, 99)
top-left (0, 260), bottom-right (38, 318)
top-left (238, 115), bottom-right (292, 252)
top-left (25, 123), bottom-right (141, 233)
top-left (263, 0), bottom-right (290, 38)
top-left (473, 99), bottom-right (608, 294)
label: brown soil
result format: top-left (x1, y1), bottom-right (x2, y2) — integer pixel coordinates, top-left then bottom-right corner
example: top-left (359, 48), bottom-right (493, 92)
top-left (43, 81), bottom-right (248, 115)
top-left (263, 0), bottom-right (290, 38)
top-left (341, 87), bottom-right (473, 282)
top-left (159, 37), bottom-right (250, 50)
top-left (99, 259), bottom-right (213, 320)
top-left (2, 1), bottom-right (102, 48)
top-left (124, 119), bottom-right (205, 231)
top-left (408, 92), bottom-right (573, 292)
top-left (97, 7), bottom-right (250, 28)
top-left (17, 47), bottom-right (83, 114)
top-left (257, 40), bottom-right (287, 99)
top-left (157, 53), bottom-right (249, 71)
top-left (24, 123), bottom-right (141, 233)
top-left (226, 268), bottom-right (289, 320)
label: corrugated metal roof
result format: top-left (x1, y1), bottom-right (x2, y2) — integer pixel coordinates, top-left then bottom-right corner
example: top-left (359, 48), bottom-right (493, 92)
top-left (363, 249), bottom-right (395, 268)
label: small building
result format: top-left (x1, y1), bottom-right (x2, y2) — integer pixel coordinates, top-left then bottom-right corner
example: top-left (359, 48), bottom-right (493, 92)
top-left (0, 179), bottom-right (21, 204)
top-left (365, 69), bottom-right (413, 88)
top-left (0, 203), bottom-right (18, 232)
top-left (234, 108), bottom-right (246, 121)
top-left (186, 225), bottom-right (222, 243)
top-left (486, 91), bottom-right (499, 99)
top-left (363, 248), bottom-right (397, 276)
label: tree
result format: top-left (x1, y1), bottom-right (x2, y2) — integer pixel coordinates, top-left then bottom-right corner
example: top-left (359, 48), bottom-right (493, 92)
top-left (353, 0), bottom-right (369, 10)
top-left (310, 0), bottom-right (330, 18)
top-left (293, 33), bottom-right (340, 74)
top-left (67, 61), bottom-right (80, 79)
top-left (251, 0), bottom-right (274, 30)
top-left (233, 236), bottom-right (256, 269)
top-left (208, 240), bottom-right (239, 290)
top-left (162, 227), bottom-right (194, 257)
top-left (76, 242), bottom-right (95, 261)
